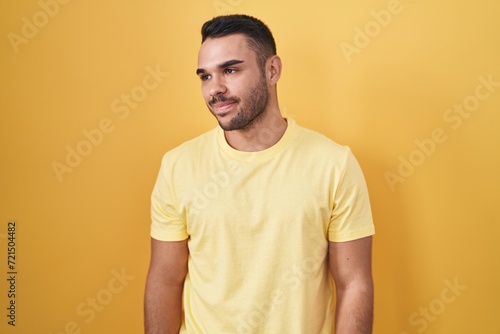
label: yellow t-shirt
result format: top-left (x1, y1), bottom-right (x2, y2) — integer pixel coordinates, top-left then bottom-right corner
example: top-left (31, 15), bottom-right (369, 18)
top-left (151, 118), bottom-right (375, 333)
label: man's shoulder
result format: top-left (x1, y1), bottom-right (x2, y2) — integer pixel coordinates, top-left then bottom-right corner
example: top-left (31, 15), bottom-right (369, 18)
top-left (294, 123), bottom-right (348, 154)
top-left (161, 127), bottom-right (218, 163)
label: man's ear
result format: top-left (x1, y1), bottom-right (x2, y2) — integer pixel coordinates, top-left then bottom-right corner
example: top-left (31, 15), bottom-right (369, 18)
top-left (267, 55), bottom-right (282, 84)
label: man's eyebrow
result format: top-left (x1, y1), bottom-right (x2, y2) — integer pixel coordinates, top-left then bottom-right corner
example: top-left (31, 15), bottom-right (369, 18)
top-left (219, 59), bottom-right (244, 68)
top-left (196, 59), bottom-right (244, 75)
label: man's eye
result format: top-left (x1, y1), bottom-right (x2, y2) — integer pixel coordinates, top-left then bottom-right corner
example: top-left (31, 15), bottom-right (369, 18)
top-left (200, 74), bottom-right (211, 81)
top-left (225, 68), bottom-right (237, 74)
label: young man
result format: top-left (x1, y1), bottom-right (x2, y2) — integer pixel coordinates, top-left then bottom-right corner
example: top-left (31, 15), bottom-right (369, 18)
top-left (145, 14), bottom-right (375, 334)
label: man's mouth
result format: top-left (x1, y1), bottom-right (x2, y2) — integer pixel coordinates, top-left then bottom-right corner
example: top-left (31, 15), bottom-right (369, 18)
top-left (213, 102), bottom-right (236, 113)
top-left (209, 96), bottom-right (240, 115)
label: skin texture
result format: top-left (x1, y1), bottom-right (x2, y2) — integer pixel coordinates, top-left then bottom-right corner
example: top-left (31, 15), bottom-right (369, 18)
top-left (144, 239), bottom-right (188, 334)
top-left (196, 33), bottom-right (287, 152)
top-left (203, 60), bottom-right (269, 132)
top-left (144, 33), bottom-right (374, 334)
top-left (329, 237), bottom-right (374, 333)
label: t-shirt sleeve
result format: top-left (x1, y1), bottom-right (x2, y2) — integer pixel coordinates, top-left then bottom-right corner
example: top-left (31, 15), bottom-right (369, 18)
top-left (150, 154), bottom-right (189, 241)
top-left (328, 147), bottom-right (375, 242)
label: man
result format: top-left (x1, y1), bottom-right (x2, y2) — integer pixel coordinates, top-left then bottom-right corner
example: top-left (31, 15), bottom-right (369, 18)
top-left (145, 14), bottom-right (375, 334)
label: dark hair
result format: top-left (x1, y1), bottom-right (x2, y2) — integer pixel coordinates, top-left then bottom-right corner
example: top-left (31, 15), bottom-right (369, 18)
top-left (201, 14), bottom-right (277, 68)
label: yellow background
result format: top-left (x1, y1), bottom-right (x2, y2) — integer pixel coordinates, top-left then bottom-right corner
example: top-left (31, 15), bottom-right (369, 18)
top-left (1, 0), bottom-right (499, 333)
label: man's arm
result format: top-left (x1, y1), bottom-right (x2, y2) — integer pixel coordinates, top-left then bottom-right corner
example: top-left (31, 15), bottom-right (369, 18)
top-left (144, 238), bottom-right (189, 334)
top-left (329, 236), bottom-right (373, 334)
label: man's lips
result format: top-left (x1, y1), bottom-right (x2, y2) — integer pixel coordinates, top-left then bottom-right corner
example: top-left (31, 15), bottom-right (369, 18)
top-left (213, 102), bottom-right (236, 113)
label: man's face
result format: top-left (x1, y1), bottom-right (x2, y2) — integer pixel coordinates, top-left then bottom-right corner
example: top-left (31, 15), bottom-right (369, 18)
top-left (197, 34), bottom-right (269, 131)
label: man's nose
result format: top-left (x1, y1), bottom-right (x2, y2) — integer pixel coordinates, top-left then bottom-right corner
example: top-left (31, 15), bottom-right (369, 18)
top-left (209, 76), bottom-right (227, 97)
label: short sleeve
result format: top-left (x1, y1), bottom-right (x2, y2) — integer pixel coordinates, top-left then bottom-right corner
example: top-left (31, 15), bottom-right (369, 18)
top-left (328, 147), bottom-right (375, 242)
top-left (150, 155), bottom-right (189, 241)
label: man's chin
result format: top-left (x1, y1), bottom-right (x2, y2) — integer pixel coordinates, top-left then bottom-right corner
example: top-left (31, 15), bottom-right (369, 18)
top-left (218, 121), bottom-right (239, 132)
top-left (217, 110), bottom-right (266, 132)
top-left (216, 115), bottom-right (239, 131)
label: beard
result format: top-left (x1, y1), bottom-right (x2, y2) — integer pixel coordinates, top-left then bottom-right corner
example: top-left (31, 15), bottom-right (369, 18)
top-left (208, 74), bottom-right (270, 132)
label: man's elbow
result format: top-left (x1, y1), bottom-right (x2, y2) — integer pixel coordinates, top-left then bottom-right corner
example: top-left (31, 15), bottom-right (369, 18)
top-left (336, 276), bottom-right (374, 298)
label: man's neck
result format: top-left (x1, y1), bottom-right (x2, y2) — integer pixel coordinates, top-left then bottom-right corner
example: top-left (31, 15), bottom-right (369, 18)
top-left (224, 110), bottom-right (288, 152)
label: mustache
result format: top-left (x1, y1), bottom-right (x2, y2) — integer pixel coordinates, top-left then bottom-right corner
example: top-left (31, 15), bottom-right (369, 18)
top-left (209, 95), bottom-right (240, 106)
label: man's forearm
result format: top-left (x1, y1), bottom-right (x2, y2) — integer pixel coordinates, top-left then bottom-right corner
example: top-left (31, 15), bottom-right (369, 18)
top-left (334, 283), bottom-right (374, 334)
top-left (144, 280), bottom-right (184, 334)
